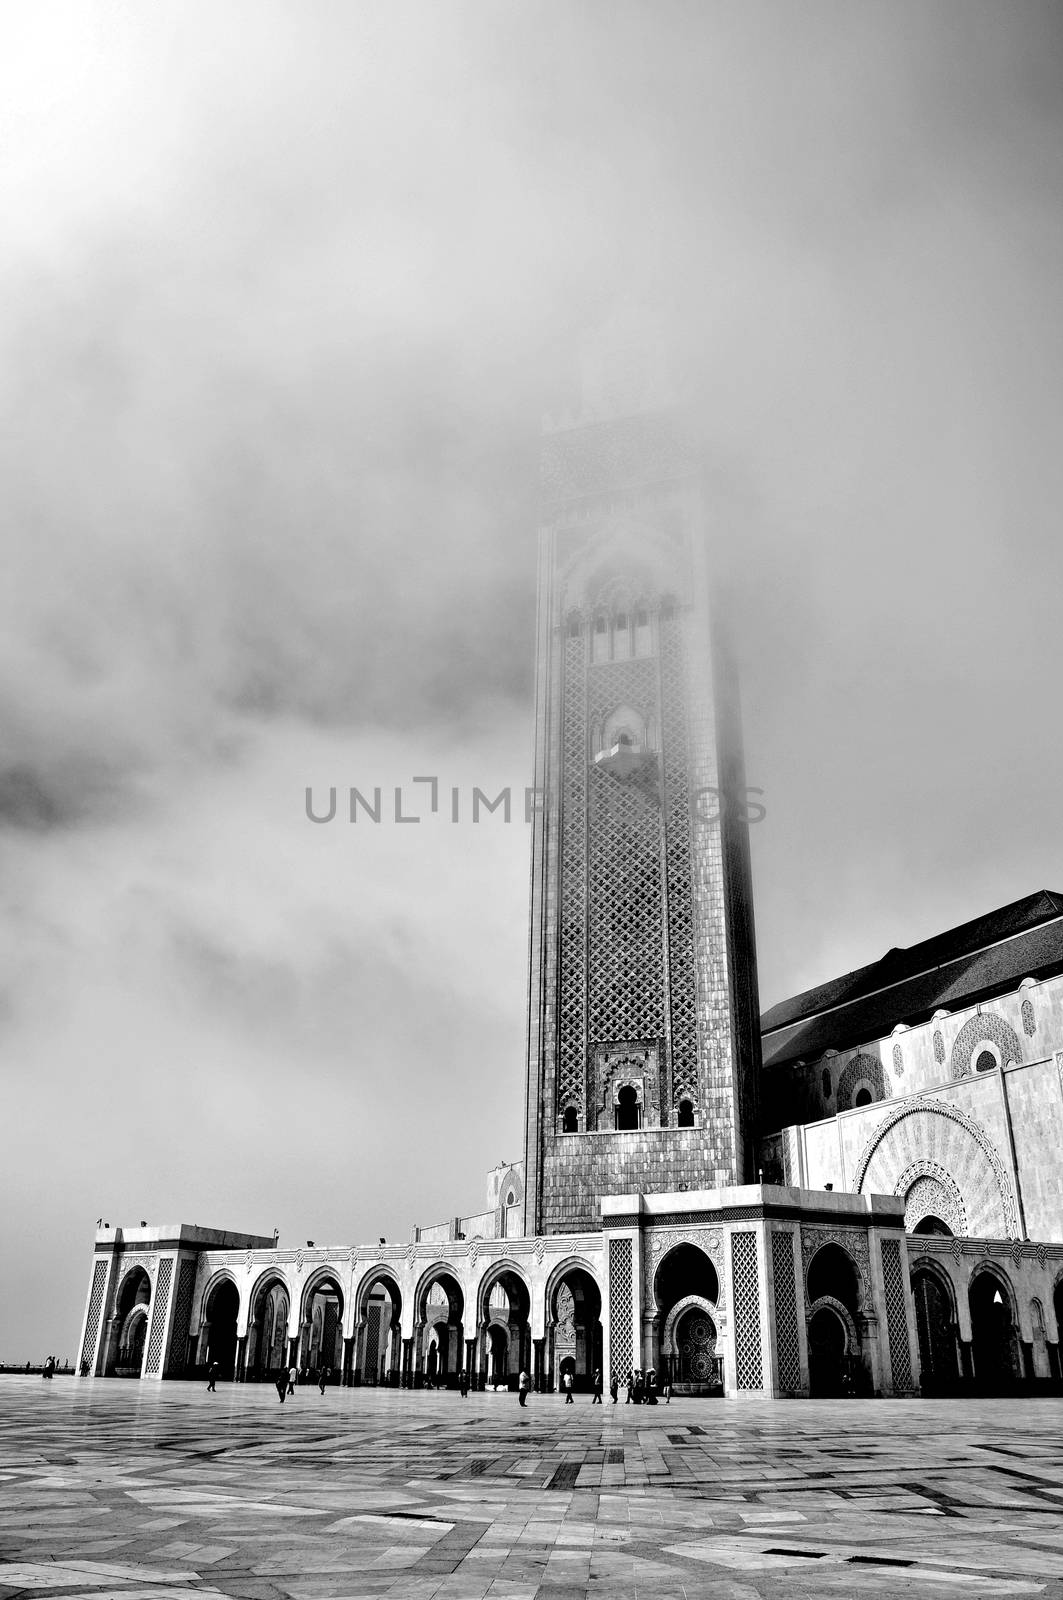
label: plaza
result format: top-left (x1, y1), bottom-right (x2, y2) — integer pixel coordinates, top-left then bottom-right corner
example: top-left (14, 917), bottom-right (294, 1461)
top-left (2, 1378), bottom-right (1063, 1598)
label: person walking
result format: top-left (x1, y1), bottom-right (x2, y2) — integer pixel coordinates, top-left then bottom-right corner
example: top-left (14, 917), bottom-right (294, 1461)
top-left (287, 1365), bottom-right (297, 1396)
top-left (591, 1368), bottom-right (603, 1404)
top-left (518, 1369), bottom-right (529, 1407)
top-left (624, 1368), bottom-right (633, 1404)
top-left (609, 1373), bottom-right (619, 1404)
top-left (645, 1369), bottom-right (658, 1406)
top-left (318, 1366), bottom-right (330, 1395)
top-left (563, 1371), bottom-right (574, 1404)
top-left (276, 1373), bottom-right (287, 1403)
top-left (459, 1368), bottom-right (469, 1398)
top-left (206, 1361), bottom-right (218, 1393)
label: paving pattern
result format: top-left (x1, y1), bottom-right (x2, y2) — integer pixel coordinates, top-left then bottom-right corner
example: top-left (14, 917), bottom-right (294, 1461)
top-left (2, 1377), bottom-right (1063, 1598)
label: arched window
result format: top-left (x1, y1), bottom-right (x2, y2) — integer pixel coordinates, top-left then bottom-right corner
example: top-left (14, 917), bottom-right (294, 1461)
top-left (975, 1049), bottom-right (997, 1074)
top-left (615, 1084), bottom-right (641, 1131)
top-left (677, 1098), bottom-right (695, 1128)
top-left (853, 1087), bottom-right (872, 1107)
top-left (562, 1106), bottom-right (578, 1134)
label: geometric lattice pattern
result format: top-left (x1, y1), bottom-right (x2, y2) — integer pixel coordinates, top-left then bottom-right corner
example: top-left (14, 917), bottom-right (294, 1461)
top-left (557, 633), bottom-right (589, 1114)
top-left (1022, 996), bottom-right (1036, 1038)
top-left (730, 1230), bottom-right (763, 1390)
top-left (950, 1012), bottom-right (1023, 1079)
top-left (659, 618), bottom-right (699, 1109)
top-left (364, 1305), bottom-right (382, 1383)
top-left (80, 1259), bottom-right (109, 1377)
top-left (892, 1041), bottom-right (904, 1079)
top-left (144, 1257), bottom-right (173, 1376)
top-left (587, 657), bottom-right (663, 1049)
top-left (608, 1237), bottom-right (634, 1378)
top-left (880, 1237), bottom-right (913, 1391)
top-left (165, 1259), bottom-right (197, 1377)
top-left (770, 1231), bottom-right (802, 1392)
top-left (933, 1029), bottom-right (946, 1065)
top-left (836, 1053), bottom-right (886, 1111)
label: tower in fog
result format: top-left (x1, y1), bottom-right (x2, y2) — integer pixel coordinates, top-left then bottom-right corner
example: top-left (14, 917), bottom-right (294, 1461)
top-left (522, 340), bottom-right (763, 1234)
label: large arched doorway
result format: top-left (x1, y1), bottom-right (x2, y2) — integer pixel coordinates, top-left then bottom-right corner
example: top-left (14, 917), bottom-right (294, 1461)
top-left (807, 1301), bottom-right (852, 1396)
top-left (655, 1244), bottom-right (722, 1396)
top-left (478, 1264), bottom-right (531, 1391)
top-left (357, 1273), bottom-right (402, 1386)
top-left (415, 1270), bottom-right (464, 1389)
top-left (911, 1265), bottom-right (959, 1392)
top-left (969, 1270), bottom-right (1020, 1390)
top-left (300, 1274), bottom-right (344, 1381)
top-left (246, 1277), bottom-right (290, 1382)
top-left (805, 1243), bottom-right (864, 1396)
top-left (202, 1278), bottom-right (240, 1380)
top-left (547, 1264), bottom-right (601, 1393)
top-left (107, 1267), bottom-right (152, 1377)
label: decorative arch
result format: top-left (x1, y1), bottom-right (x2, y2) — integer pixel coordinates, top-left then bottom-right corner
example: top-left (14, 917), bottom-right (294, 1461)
top-left (836, 1053), bottom-right (887, 1112)
top-left (908, 1253), bottom-right (960, 1319)
top-left (660, 1293), bottom-right (716, 1357)
top-left (807, 1293), bottom-right (858, 1350)
top-left (115, 1262), bottom-right (152, 1309)
top-left (476, 1259), bottom-right (532, 1327)
top-left (968, 1257), bottom-right (1018, 1310)
top-left (198, 1268), bottom-right (242, 1328)
top-left (298, 1266), bottom-right (345, 1327)
top-left (413, 1263), bottom-right (467, 1323)
top-left (895, 1160), bottom-right (968, 1236)
top-left (805, 1240), bottom-right (865, 1314)
top-left (853, 1097), bottom-right (1019, 1238)
top-left (355, 1266), bottom-right (402, 1323)
top-left (544, 1255), bottom-right (601, 1312)
top-left (950, 1012), bottom-right (1023, 1080)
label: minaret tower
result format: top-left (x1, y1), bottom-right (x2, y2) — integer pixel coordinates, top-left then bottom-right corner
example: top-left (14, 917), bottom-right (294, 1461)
top-left (522, 323), bottom-right (761, 1235)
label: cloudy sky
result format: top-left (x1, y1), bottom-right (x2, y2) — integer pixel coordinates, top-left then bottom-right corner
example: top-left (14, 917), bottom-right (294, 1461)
top-left (2, 0), bottom-right (1062, 1362)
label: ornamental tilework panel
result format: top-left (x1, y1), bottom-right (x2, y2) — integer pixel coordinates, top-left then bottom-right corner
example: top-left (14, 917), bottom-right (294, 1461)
top-left (557, 632), bottom-right (588, 1115)
top-left (80, 1260), bottom-right (108, 1375)
top-left (880, 1238), bottom-right (913, 1391)
top-left (608, 1238), bottom-right (634, 1377)
top-left (144, 1257), bottom-right (173, 1375)
top-left (364, 1305), bottom-right (382, 1380)
top-left (933, 1030), bottom-right (946, 1066)
top-left (771, 1233), bottom-right (802, 1392)
top-left (950, 1012), bottom-right (1023, 1079)
top-left (165, 1259), bottom-right (197, 1376)
top-left (1022, 996), bottom-right (1036, 1038)
top-left (836, 1053), bottom-right (886, 1111)
top-left (659, 617), bottom-right (699, 1111)
top-left (586, 658), bottom-right (664, 1052)
top-left (730, 1230), bottom-right (763, 1390)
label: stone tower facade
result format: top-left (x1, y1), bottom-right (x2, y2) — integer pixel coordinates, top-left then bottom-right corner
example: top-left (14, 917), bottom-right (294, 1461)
top-left (522, 375), bottom-right (762, 1235)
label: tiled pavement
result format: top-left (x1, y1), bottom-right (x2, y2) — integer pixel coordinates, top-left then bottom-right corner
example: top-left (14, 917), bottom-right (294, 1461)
top-left (2, 1380), bottom-right (1063, 1598)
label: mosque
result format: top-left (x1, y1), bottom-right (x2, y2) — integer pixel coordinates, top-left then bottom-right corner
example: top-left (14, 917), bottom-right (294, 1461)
top-left (76, 350), bottom-right (1063, 1399)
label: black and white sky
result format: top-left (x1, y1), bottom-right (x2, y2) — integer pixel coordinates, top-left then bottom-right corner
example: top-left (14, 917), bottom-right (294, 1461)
top-left (2, 0), bottom-right (1062, 1361)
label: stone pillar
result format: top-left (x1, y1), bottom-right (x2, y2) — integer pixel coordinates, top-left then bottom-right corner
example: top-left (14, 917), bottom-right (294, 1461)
top-left (401, 1337), bottom-right (413, 1388)
top-left (235, 1335), bottom-right (248, 1383)
top-left (533, 1337), bottom-right (545, 1393)
top-left (464, 1337), bottom-right (476, 1386)
top-left (342, 1336), bottom-right (355, 1386)
top-left (287, 1333), bottom-right (300, 1370)
top-left (1048, 1341), bottom-right (1061, 1381)
top-left (960, 1339), bottom-right (975, 1381)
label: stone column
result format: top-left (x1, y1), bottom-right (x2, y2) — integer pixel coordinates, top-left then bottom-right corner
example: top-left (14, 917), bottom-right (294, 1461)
top-left (401, 1337), bottom-right (413, 1388)
top-left (342, 1336), bottom-right (355, 1386)
top-left (235, 1335), bottom-right (248, 1383)
top-left (533, 1337), bottom-right (545, 1393)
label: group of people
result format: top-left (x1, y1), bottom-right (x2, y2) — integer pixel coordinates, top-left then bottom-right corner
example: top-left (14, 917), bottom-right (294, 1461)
top-left (512, 1366), bottom-right (670, 1405)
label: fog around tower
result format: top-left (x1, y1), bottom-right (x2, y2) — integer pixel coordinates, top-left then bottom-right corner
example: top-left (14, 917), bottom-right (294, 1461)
top-left (1, 0), bottom-right (1062, 1359)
